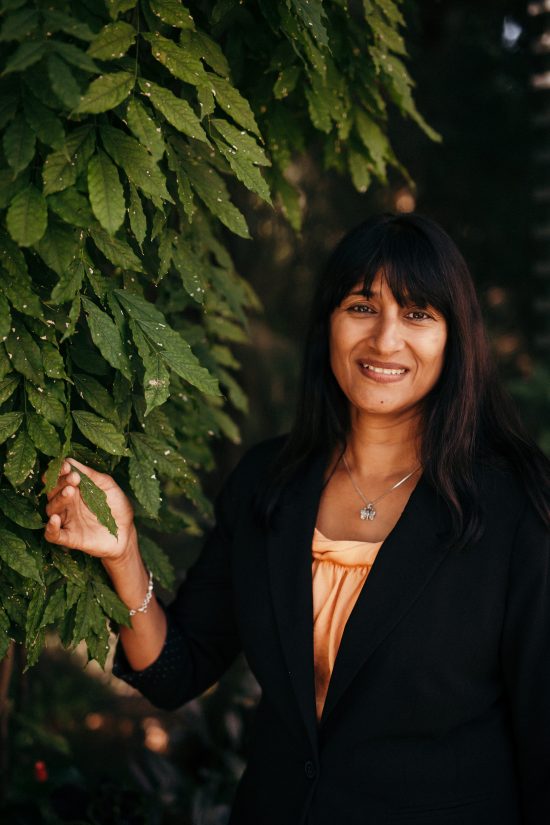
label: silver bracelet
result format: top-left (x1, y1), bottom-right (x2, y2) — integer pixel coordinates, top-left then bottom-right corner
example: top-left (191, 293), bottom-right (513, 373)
top-left (129, 569), bottom-right (154, 616)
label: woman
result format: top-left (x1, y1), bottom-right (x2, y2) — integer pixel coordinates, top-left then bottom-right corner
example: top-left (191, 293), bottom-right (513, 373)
top-left (43, 213), bottom-right (550, 825)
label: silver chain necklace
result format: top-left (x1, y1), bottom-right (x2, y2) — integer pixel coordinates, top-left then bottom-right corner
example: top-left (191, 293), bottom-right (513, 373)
top-left (341, 454), bottom-right (421, 521)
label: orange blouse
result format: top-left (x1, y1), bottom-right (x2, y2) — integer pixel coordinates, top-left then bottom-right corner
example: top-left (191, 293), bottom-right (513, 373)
top-left (312, 527), bottom-right (383, 721)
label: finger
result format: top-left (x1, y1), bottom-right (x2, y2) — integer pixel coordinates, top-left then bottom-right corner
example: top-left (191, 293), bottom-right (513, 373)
top-left (45, 482), bottom-right (82, 520)
top-left (66, 457), bottom-right (104, 482)
top-left (44, 513), bottom-right (72, 548)
top-left (44, 470), bottom-right (81, 505)
top-left (42, 460), bottom-right (72, 499)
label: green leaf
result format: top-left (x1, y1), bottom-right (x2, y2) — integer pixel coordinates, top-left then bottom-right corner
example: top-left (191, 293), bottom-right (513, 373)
top-left (42, 9), bottom-right (95, 42)
top-left (142, 32), bottom-right (205, 85)
top-left (129, 453), bottom-right (160, 518)
top-left (0, 85), bottom-right (18, 130)
top-left (348, 149), bottom-right (372, 192)
top-left (139, 79), bottom-right (208, 143)
top-left (0, 412), bottom-right (24, 444)
top-left (35, 223), bottom-right (79, 278)
top-left (26, 586), bottom-right (46, 648)
top-left (81, 296), bottom-right (133, 380)
top-left (26, 411), bottom-right (61, 457)
top-left (43, 126), bottom-right (95, 196)
top-left (180, 28), bottom-right (230, 77)
top-left (47, 54), bottom-right (81, 110)
top-left (0, 529), bottom-right (42, 583)
top-left (51, 41), bottom-right (100, 73)
top-left (149, 0), bottom-right (194, 29)
top-left (5, 325), bottom-right (45, 385)
top-left (273, 171), bottom-right (302, 231)
top-left (26, 383), bottom-right (65, 428)
top-left (88, 151), bottom-right (126, 235)
top-left (128, 183), bottom-right (147, 247)
top-left (49, 545), bottom-right (84, 585)
top-left (165, 145), bottom-right (195, 219)
top-left (2, 39), bottom-right (46, 74)
top-left (216, 117), bottom-right (271, 166)
top-left (137, 533), bottom-right (175, 590)
top-left (0, 487), bottom-right (43, 529)
top-left (372, 0), bottom-right (405, 25)
top-left (305, 80), bottom-right (332, 133)
top-left (290, 0), bottom-right (329, 49)
top-left (130, 431), bottom-right (188, 481)
top-left (92, 580), bottom-right (130, 625)
top-left (73, 373), bottom-right (118, 424)
top-left (6, 186), bottom-right (47, 247)
top-left (212, 132), bottom-right (271, 203)
top-left (0, 8), bottom-right (38, 41)
top-left (179, 152), bottom-right (249, 238)
top-left (0, 230), bottom-right (42, 319)
top-left (89, 224), bottom-right (144, 273)
top-left (0, 296), bottom-right (11, 343)
top-left (62, 294), bottom-right (81, 342)
top-left (115, 290), bottom-right (220, 396)
top-left (106, 0), bottom-right (137, 19)
top-left (366, 8), bottom-right (407, 56)
top-left (100, 125), bottom-right (173, 203)
top-left (273, 65), bottom-right (301, 99)
top-left (41, 453), bottom-right (65, 497)
top-left (0, 374), bottom-right (18, 405)
top-left (209, 75), bottom-right (261, 136)
top-left (41, 585), bottom-right (66, 626)
top-left (72, 411), bottom-right (129, 457)
top-left (125, 98), bottom-right (165, 161)
top-left (128, 318), bottom-right (170, 415)
top-left (41, 342), bottom-right (68, 380)
top-left (23, 94), bottom-right (65, 150)
top-left (75, 71), bottom-right (134, 114)
top-left (50, 256), bottom-right (85, 304)
top-left (4, 426), bottom-right (37, 487)
top-left (71, 583), bottom-right (98, 645)
top-left (47, 189), bottom-right (94, 229)
top-left (87, 21), bottom-right (136, 61)
top-left (3, 114), bottom-right (35, 174)
top-left (355, 110), bottom-right (389, 179)
top-left (171, 239), bottom-right (206, 304)
top-left (68, 462), bottom-right (118, 535)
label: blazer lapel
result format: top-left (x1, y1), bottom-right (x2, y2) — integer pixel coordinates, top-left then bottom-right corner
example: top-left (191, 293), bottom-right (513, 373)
top-left (266, 448), bottom-right (327, 751)
top-left (319, 474), bottom-right (453, 726)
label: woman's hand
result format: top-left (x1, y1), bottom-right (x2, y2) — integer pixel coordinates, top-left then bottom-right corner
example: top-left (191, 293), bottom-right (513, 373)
top-left (43, 457), bottom-right (136, 562)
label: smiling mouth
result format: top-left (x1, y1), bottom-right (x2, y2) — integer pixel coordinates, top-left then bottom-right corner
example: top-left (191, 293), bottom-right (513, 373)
top-left (360, 363), bottom-right (408, 376)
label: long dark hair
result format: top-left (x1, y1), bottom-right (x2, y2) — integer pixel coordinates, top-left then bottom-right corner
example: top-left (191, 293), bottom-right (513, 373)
top-left (260, 212), bottom-right (550, 548)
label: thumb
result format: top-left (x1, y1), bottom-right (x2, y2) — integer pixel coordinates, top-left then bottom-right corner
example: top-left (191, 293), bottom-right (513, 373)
top-left (45, 512), bottom-right (73, 548)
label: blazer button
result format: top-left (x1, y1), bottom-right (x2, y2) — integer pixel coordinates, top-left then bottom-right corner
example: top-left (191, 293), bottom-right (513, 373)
top-left (304, 760), bottom-right (317, 780)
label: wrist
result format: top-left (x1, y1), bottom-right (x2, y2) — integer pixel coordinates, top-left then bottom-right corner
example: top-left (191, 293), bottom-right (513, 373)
top-left (102, 524), bottom-right (139, 572)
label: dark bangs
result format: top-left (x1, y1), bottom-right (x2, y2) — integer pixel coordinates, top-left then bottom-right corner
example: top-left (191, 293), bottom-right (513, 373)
top-left (318, 214), bottom-right (455, 322)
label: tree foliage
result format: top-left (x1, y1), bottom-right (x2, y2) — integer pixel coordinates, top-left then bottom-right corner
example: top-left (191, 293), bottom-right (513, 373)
top-left (0, 0), bottom-right (436, 668)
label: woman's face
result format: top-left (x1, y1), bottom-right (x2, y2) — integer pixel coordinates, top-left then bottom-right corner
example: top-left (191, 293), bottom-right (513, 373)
top-left (329, 271), bottom-right (448, 419)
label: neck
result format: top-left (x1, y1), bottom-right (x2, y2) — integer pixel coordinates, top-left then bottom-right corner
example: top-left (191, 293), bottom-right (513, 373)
top-left (343, 408), bottom-right (423, 478)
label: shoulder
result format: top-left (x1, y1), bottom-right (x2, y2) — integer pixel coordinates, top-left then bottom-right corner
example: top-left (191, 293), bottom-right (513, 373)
top-left (473, 457), bottom-right (549, 548)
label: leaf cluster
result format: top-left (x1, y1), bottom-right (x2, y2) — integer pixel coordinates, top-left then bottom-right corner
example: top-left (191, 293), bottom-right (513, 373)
top-left (0, 0), bottom-right (436, 668)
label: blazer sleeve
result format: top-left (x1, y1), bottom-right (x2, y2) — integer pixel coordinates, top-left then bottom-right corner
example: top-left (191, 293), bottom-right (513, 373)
top-left (500, 496), bottom-right (550, 823)
top-left (112, 459), bottom-right (244, 710)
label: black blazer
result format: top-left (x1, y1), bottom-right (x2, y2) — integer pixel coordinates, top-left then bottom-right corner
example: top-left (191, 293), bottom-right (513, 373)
top-left (114, 436), bottom-right (550, 825)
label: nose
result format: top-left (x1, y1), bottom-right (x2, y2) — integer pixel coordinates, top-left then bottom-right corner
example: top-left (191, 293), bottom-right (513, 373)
top-left (369, 313), bottom-right (403, 354)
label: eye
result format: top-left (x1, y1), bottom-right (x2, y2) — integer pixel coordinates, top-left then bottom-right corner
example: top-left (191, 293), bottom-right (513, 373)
top-left (347, 304), bottom-right (375, 314)
top-left (406, 309), bottom-right (433, 321)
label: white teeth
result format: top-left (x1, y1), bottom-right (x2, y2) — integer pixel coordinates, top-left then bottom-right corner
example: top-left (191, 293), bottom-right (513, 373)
top-left (361, 363), bottom-right (406, 375)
